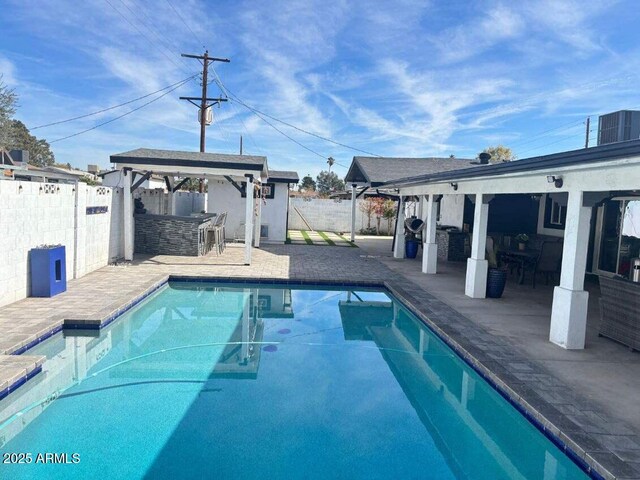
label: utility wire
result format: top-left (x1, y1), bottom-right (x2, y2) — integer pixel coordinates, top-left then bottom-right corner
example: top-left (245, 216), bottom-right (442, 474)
top-left (209, 67), bottom-right (379, 159)
top-left (32, 75), bottom-right (197, 130)
top-left (164, 0), bottom-right (205, 49)
top-left (49, 76), bottom-right (194, 144)
top-left (103, 0), bottom-right (190, 75)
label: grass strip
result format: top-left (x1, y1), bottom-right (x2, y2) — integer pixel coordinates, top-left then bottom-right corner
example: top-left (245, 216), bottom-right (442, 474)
top-left (300, 230), bottom-right (314, 245)
top-left (336, 233), bottom-right (357, 247)
top-left (317, 231), bottom-right (336, 246)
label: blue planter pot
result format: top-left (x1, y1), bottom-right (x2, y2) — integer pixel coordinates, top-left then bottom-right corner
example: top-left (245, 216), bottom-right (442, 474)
top-left (30, 246), bottom-right (67, 297)
top-left (486, 268), bottom-right (507, 298)
top-left (405, 239), bottom-right (420, 259)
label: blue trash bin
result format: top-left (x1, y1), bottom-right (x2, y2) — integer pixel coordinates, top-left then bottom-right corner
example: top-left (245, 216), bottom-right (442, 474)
top-left (30, 246), bottom-right (67, 297)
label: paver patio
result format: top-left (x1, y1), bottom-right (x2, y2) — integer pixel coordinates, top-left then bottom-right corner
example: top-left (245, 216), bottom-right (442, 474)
top-left (1, 242), bottom-right (640, 478)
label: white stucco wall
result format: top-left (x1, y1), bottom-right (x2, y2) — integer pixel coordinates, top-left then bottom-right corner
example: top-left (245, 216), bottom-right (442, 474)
top-left (438, 194), bottom-right (465, 229)
top-left (207, 180), bottom-right (290, 243)
top-left (0, 180), bottom-right (124, 307)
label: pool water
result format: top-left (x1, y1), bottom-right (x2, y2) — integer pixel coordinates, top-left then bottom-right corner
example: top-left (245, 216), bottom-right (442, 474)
top-left (0, 282), bottom-right (589, 479)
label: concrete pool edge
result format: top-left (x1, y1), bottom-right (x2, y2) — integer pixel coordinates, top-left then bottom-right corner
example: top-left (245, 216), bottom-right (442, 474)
top-left (7, 274), bottom-right (637, 479)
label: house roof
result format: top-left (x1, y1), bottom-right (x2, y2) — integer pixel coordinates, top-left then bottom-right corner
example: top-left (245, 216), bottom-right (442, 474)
top-left (268, 170), bottom-right (299, 183)
top-left (110, 148), bottom-right (268, 176)
top-left (382, 139), bottom-right (640, 188)
top-left (345, 156), bottom-right (476, 186)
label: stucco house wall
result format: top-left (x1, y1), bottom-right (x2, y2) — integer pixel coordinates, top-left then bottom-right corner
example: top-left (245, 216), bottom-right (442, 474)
top-left (207, 179), bottom-right (290, 243)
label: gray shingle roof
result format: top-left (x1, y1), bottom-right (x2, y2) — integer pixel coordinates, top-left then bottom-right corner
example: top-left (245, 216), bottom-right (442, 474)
top-left (345, 156), bottom-right (476, 185)
top-left (110, 148), bottom-right (267, 170)
top-left (268, 170), bottom-right (299, 183)
top-left (382, 139), bottom-right (640, 188)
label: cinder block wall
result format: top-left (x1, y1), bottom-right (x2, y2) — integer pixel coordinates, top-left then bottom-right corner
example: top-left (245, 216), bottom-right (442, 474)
top-left (0, 181), bottom-right (124, 307)
top-left (288, 198), bottom-right (397, 234)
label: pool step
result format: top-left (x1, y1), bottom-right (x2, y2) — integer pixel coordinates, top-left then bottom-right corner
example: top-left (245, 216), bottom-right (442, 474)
top-left (0, 354), bottom-right (46, 401)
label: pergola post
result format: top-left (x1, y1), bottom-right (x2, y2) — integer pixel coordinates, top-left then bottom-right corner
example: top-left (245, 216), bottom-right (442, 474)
top-left (393, 195), bottom-right (405, 258)
top-left (549, 190), bottom-right (591, 349)
top-left (422, 194), bottom-right (438, 274)
top-left (350, 183), bottom-right (357, 242)
top-left (244, 175), bottom-right (254, 265)
top-left (123, 169), bottom-right (134, 261)
top-left (254, 185), bottom-right (262, 248)
top-left (465, 194), bottom-right (490, 298)
top-left (166, 177), bottom-right (176, 215)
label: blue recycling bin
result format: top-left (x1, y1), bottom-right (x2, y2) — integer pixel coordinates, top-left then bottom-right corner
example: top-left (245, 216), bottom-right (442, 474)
top-left (30, 246), bottom-right (67, 297)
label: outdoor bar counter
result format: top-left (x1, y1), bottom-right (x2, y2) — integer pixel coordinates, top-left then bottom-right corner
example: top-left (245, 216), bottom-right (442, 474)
top-left (134, 213), bottom-right (217, 256)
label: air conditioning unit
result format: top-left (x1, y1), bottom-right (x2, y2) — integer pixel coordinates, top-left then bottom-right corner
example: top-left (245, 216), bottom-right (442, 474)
top-left (198, 107), bottom-right (213, 126)
top-left (597, 110), bottom-right (640, 145)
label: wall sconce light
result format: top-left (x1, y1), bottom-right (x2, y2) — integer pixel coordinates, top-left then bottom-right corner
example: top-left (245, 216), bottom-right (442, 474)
top-left (450, 182), bottom-right (458, 191)
top-left (547, 175), bottom-right (563, 188)
top-left (18, 185), bottom-right (23, 193)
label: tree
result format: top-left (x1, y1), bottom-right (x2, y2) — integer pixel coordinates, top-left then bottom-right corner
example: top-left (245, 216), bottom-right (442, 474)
top-left (0, 75), bottom-right (17, 151)
top-left (359, 196), bottom-right (376, 230)
top-left (9, 120), bottom-right (55, 166)
top-left (382, 199), bottom-right (397, 235)
top-left (482, 145), bottom-right (515, 163)
top-left (298, 174), bottom-right (316, 192)
top-left (316, 170), bottom-right (344, 196)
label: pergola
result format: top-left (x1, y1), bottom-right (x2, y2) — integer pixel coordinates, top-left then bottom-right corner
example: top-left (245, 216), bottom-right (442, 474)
top-left (344, 156), bottom-right (475, 242)
top-left (383, 140), bottom-right (640, 350)
top-left (110, 148), bottom-right (268, 265)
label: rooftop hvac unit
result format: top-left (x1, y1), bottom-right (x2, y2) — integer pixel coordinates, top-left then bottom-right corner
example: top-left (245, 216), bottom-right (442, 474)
top-left (198, 106), bottom-right (213, 126)
top-left (597, 110), bottom-right (640, 145)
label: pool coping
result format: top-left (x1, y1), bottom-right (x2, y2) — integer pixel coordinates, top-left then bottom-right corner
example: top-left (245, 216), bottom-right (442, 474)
top-left (6, 274), bottom-right (639, 479)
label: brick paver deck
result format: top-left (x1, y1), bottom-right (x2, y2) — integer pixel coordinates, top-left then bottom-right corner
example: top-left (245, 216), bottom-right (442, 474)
top-left (0, 243), bottom-right (638, 478)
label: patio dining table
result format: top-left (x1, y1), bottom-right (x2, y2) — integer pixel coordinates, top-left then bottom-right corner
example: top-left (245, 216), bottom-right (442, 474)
top-left (499, 248), bottom-right (540, 285)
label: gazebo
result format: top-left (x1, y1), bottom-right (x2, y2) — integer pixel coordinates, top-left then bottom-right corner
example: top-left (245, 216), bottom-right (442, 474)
top-left (344, 156), bottom-right (476, 242)
top-left (110, 148), bottom-right (268, 265)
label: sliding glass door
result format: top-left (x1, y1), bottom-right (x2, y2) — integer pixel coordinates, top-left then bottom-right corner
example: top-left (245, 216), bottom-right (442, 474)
top-left (594, 198), bottom-right (640, 277)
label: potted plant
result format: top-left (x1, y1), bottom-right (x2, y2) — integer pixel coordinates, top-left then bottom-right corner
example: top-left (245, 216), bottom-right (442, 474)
top-left (486, 244), bottom-right (507, 298)
top-left (405, 230), bottom-right (420, 258)
top-left (514, 233), bottom-right (529, 251)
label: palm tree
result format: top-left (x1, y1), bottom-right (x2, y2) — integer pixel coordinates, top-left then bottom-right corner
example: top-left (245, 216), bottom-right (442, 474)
top-left (327, 157), bottom-right (335, 173)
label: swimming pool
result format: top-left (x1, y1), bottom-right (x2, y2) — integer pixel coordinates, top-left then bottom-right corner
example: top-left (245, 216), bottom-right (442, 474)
top-left (0, 282), bottom-right (590, 479)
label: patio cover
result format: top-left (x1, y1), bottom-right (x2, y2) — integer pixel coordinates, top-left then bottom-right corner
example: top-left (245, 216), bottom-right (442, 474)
top-left (344, 156), bottom-right (475, 241)
top-left (110, 148), bottom-right (269, 265)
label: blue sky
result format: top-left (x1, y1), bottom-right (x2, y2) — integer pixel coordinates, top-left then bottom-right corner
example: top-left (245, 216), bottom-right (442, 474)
top-left (1, 0), bottom-right (639, 178)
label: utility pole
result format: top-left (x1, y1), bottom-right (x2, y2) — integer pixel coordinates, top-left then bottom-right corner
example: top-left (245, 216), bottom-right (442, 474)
top-left (240, 136), bottom-right (243, 155)
top-left (585, 116), bottom-right (590, 148)
top-left (180, 50), bottom-right (230, 191)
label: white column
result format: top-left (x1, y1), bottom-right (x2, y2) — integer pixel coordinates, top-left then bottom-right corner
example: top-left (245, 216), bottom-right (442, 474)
top-left (393, 195), bottom-right (405, 258)
top-left (465, 194), bottom-right (489, 298)
top-left (166, 177), bottom-right (175, 215)
top-left (549, 190), bottom-right (591, 349)
top-left (244, 176), bottom-right (254, 265)
top-left (123, 169), bottom-right (134, 261)
top-left (254, 185), bottom-right (262, 248)
top-left (350, 184), bottom-right (357, 242)
top-left (422, 194), bottom-right (439, 274)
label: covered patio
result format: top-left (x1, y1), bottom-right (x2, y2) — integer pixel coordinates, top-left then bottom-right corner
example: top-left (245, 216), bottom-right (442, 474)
top-left (111, 148), bottom-right (269, 266)
top-left (384, 140), bottom-right (640, 351)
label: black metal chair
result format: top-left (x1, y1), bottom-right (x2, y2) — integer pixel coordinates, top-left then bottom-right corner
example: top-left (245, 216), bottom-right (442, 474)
top-left (532, 241), bottom-right (563, 288)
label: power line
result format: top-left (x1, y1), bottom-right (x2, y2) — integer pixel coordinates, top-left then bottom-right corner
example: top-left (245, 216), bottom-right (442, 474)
top-left (32, 75), bottom-right (197, 130)
top-left (209, 67), bottom-right (381, 158)
top-left (165, 0), bottom-right (205, 49)
top-left (103, 0), bottom-right (190, 74)
top-left (49, 76), bottom-right (193, 144)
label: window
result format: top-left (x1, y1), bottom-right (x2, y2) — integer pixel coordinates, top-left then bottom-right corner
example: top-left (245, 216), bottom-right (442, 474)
top-left (543, 194), bottom-right (567, 230)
